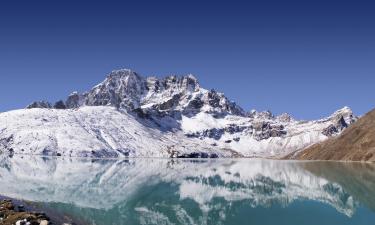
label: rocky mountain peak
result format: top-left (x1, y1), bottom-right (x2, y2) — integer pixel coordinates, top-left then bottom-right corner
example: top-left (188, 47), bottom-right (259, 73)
top-left (101, 69), bottom-right (146, 91)
top-left (12, 68), bottom-right (363, 158)
top-left (26, 101), bottom-right (52, 109)
top-left (84, 69), bottom-right (147, 109)
top-left (66, 92), bottom-right (85, 109)
top-left (39, 69), bottom-right (242, 116)
top-left (276, 113), bottom-right (294, 123)
top-left (181, 74), bottom-right (200, 91)
top-left (322, 107), bottom-right (357, 137)
top-left (248, 110), bottom-right (274, 120)
top-left (147, 74), bottom-right (200, 94)
top-left (106, 69), bottom-right (141, 79)
top-left (331, 106), bottom-right (353, 116)
top-left (329, 106), bottom-right (357, 125)
top-left (24, 69), bottom-right (357, 124)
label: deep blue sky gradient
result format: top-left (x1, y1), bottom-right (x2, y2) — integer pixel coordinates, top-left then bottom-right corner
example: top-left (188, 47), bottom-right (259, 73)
top-left (0, 0), bottom-right (374, 119)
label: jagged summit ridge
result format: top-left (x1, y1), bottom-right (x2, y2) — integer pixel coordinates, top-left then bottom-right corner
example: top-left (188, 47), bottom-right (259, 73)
top-left (27, 68), bottom-right (356, 124)
top-left (28, 69), bottom-right (245, 116)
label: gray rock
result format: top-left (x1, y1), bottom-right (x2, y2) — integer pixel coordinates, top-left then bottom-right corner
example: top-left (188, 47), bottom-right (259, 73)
top-left (322, 116), bottom-right (348, 137)
top-left (253, 122), bottom-right (286, 141)
top-left (277, 113), bottom-right (293, 122)
top-left (26, 101), bottom-right (52, 109)
top-left (53, 100), bottom-right (66, 109)
top-left (65, 91), bottom-right (85, 108)
top-left (85, 69), bottom-right (147, 109)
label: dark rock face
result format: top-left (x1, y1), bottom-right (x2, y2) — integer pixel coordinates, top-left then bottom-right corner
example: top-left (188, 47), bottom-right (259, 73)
top-left (65, 92), bottom-right (85, 109)
top-left (207, 90), bottom-right (221, 108)
top-left (132, 108), bottom-right (151, 119)
top-left (322, 125), bottom-right (338, 137)
top-left (183, 98), bottom-right (205, 114)
top-left (186, 124), bottom-right (252, 141)
top-left (53, 100), bottom-right (66, 109)
top-left (336, 116), bottom-right (349, 130)
top-left (26, 101), bottom-right (52, 109)
top-left (158, 94), bottom-right (181, 111)
top-left (186, 128), bottom-right (225, 140)
top-left (322, 116), bottom-right (348, 137)
top-left (85, 70), bottom-right (147, 110)
top-left (177, 152), bottom-right (219, 158)
top-left (224, 124), bottom-right (248, 134)
top-left (0, 135), bottom-right (14, 152)
top-left (206, 90), bottom-right (244, 116)
top-left (203, 128), bottom-right (225, 140)
top-left (253, 122), bottom-right (286, 141)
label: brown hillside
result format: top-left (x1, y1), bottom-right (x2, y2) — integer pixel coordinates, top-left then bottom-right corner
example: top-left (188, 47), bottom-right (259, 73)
top-left (291, 108), bottom-right (375, 162)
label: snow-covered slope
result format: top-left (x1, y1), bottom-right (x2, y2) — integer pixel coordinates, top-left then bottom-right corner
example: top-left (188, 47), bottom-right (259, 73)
top-left (0, 69), bottom-right (358, 158)
top-left (0, 107), bottom-right (224, 158)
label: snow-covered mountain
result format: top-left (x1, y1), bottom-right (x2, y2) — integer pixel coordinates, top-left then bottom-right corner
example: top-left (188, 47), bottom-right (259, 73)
top-left (0, 69), bottom-right (358, 158)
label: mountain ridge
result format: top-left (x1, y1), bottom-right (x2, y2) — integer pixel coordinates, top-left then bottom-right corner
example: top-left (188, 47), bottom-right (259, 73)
top-left (0, 69), bottom-right (358, 158)
top-left (287, 108), bottom-right (375, 161)
top-left (27, 69), bottom-right (245, 117)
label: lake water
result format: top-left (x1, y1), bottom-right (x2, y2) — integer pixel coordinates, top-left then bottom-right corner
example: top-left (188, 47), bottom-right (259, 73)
top-left (0, 155), bottom-right (375, 225)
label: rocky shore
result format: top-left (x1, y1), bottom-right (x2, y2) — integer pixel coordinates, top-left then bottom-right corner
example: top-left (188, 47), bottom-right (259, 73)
top-left (0, 198), bottom-right (76, 225)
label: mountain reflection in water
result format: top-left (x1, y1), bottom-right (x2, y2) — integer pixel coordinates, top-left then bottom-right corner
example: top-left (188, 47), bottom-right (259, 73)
top-left (0, 155), bottom-right (374, 225)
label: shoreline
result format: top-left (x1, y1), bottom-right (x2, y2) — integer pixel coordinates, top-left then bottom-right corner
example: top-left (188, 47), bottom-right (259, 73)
top-left (1, 151), bottom-right (374, 163)
top-left (0, 196), bottom-right (83, 225)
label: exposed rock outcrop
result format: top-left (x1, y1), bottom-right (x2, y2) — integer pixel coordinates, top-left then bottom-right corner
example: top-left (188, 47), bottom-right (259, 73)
top-left (26, 101), bottom-right (52, 109)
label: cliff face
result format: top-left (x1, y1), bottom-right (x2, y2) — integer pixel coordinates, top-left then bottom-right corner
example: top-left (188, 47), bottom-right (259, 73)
top-left (289, 108), bottom-right (375, 162)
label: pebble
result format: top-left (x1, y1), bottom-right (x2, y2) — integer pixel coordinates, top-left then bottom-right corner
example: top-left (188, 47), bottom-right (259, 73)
top-left (40, 220), bottom-right (49, 225)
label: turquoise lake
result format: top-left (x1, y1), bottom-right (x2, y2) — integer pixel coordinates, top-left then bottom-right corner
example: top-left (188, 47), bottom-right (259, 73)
top-left (0, 156), bottom-right (374, 225)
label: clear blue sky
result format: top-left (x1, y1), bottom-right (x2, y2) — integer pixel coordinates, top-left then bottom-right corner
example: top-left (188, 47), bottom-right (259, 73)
top-left (0, 0), bottom-right (374, 119)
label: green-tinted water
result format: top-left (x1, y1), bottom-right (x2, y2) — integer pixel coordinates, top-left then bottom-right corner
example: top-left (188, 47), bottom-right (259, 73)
top-left (0, 156), bottom-right (375, 225)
